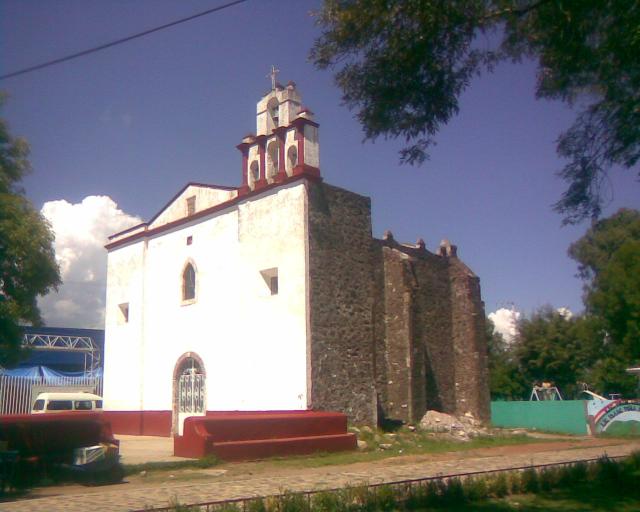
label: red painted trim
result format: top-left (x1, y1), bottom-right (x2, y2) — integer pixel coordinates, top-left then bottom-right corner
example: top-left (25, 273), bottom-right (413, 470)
top-left (103, 410), bottom-right (172, 437)
top-left (258, 141), bottom-right (266, 181)
top-left (110, 182), bottom-right (238, 240)
top-left (253, 178), bottom-right (269, 190)
top-left (278, 137), bottom-right (286, 174)
top-left (107, 222), bottom-right (148, 240)
top-left (106, 174), bottom-right (322, 251)
top-left (147, 184), bottom-right (237, 227)
top-left (290, 117), bottom-right (320, 129)
top-left (292, 164), bottom-right (320, 177)
top-left (236, 145), bottom-right (249, 187)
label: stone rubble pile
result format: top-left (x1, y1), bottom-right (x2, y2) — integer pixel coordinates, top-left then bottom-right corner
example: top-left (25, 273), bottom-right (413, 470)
top-left (418, 410), bottom-right (489, 441)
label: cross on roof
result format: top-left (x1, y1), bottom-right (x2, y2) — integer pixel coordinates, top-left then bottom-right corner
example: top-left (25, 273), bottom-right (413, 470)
top-left (267, 65), bottom-right (280, 91)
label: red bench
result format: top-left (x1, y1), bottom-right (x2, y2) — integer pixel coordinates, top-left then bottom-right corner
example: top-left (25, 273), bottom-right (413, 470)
top-left (174, 410), bottom-right (356, 460)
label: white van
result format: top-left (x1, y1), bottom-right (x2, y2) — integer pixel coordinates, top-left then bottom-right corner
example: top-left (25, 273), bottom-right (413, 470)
top-left (31, 392), bottom-right (103, 414)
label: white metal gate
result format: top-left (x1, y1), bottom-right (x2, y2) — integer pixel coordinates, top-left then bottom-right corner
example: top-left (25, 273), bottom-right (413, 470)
top-left (0, 374), bottom-right (103, 415)
top-left (178, 369), bottom-right (205, 435)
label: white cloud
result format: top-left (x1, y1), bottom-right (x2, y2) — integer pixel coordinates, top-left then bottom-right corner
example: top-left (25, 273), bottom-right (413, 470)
top-left (488, 307), bottom-right (521, 344)
top-left (38, 196), bottom-right (142, 328)
top-left (556, 307), bottom-right (573, 319)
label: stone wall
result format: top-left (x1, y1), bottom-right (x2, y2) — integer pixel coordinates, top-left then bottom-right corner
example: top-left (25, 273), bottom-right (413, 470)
top-left (448, 254), bottom-right (491, 421)
top-left (305, 181), bottom-right (489, 425)
top-left (373, 237), bottom-right (489, 424)
top-left (306, 182), bottom-right (377, 425)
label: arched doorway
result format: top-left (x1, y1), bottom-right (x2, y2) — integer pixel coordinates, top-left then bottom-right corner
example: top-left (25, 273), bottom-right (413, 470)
top-left (172, 352), bottom-right (206, 435)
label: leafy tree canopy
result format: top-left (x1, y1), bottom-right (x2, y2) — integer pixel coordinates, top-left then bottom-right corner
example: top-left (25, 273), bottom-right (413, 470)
top-left (311, 0), bottom-right (640, 223)
top-left (513, 306), bottom-right (603, 399)
top-left (569, 208), bottom-right (640, 364)
top-left (0, 94), bottom-right (60, 366)
top-left (486, 317), bottom-right (527, 400)
top-left (489, 303), bottom-right (637, 399)
top-left (568, 208), bottom-right (640, 283)
top-left (588, 240), bottom-right (640, 361)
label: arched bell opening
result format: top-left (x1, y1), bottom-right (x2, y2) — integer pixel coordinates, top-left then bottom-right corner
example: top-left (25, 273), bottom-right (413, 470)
top-left (286, 145), bottom-right (298, 176)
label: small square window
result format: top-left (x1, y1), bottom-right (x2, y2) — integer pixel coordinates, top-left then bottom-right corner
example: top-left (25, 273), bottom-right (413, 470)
top-left (186, 196), bottom-right (196, 216)
top-left (186, 235), bottom-right (193, 245)
top-left (260, 268), bottom-right (279, 296)
top-left (118, 303), bottom-right (129, 323)
top-left (270, 276), bottom-right (278, 295)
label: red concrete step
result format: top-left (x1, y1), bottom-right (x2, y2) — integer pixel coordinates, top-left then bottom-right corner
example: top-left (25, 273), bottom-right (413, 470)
top-left (174, 411), bottom-right (356, 460)
top-left (198, 411), bottom-right (348, 442)
top-left (212, 433), bottom-right (357, 461)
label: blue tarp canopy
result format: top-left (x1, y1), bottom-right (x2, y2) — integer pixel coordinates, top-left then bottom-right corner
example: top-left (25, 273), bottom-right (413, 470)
top-left (0, 366), bottom-right (102, 379)
top-left (20, 349), bottom-right (90, 367)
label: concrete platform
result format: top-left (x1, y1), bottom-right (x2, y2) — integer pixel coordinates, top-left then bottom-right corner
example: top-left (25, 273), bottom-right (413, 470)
top-left (117, 435), bottom-right (192, 465)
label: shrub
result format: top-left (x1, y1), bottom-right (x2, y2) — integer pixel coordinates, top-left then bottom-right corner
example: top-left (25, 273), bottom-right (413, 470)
top-left (311, 491), bottom-right (346, 512)
top-left (463, 476), bottom-right (489, 501)
top-left (246, 498), bottom-right (267, 512)
top-left (488, 472), bottom-right (509, 498)
top-left (440, 477), bottom-right (466, 505)
top-left (372, 485), bottom-right (396, 511)
top-left (520, 468), bottom-right (539, 493)
top-left (560, 461), bottom-right (587, 486)
top-left (538, 466), bottom-right (561, 491)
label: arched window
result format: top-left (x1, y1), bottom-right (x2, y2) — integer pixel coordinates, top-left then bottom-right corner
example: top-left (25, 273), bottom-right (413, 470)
top-left (287, 145), bottom-right (298, 174)
top-left (267, 98), bottom-right (279, 130)
top-left (182, 263), bottom-right (196, 301)
top-left (266, 140), bottom-right (279, 181)
top-left (250, 160), bottom-right (260, 186)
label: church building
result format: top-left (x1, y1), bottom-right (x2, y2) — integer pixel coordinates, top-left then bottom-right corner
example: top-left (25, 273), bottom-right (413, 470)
top-left (102, 77), bottom-right (489, 436)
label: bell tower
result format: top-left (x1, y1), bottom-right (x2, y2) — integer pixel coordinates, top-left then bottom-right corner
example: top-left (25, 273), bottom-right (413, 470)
top-left (237, 68), bottom-right (320, 195)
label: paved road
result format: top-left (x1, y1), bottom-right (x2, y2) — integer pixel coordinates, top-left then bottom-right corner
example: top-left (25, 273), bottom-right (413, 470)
top-left (1, 438), bottom-right (639, 511)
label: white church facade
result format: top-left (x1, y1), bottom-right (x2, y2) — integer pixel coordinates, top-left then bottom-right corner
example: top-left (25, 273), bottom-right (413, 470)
top-left (103, 79), bottom-right (489, 436)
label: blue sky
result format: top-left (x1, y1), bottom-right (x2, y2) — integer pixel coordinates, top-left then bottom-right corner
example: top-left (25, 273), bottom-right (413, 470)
top-left (1, 0), bottom-right (638, 328)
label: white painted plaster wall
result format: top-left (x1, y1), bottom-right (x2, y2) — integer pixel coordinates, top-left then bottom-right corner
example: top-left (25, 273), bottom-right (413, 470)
top-left (103, 240), bottom-right (147, 410)
top-left (103, 182), bottom-right (309, 413)
top-left (256, 87), bottom-right (302, 136)
top-left (150, 185), bottom-right (237, 229)
top-left (304, 125), bottom-right (320, 168)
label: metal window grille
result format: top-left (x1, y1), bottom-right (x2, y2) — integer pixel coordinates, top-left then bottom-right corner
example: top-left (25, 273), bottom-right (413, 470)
top-left (178, 371), bottom-right (205, 413)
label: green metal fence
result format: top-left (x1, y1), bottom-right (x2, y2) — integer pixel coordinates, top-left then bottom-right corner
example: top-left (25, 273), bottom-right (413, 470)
top-left (491, 400), bottom-right (588, 435)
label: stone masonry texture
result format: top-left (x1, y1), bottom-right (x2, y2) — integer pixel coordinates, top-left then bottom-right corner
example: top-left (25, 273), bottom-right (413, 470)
top-left (307, 182), bottom-right (378, 425)
top-left (306, 181), bottom-right (489, 425)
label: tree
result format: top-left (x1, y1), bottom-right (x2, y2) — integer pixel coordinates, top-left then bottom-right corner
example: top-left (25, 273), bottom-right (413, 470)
top-left (0, 94), bottom-right (60, 366)
top-left (588, 240), bottom-right (640, 361)
top-left (486, 317), bottom-right (527, 400)
top-left (568, 209), bottom-right (640, 284)
top-left (568, 209), bottom-right (640, 395)
top-left (513, 306), bottom-right (591, 398)
top-left (311, 1), bottom-right (640, 223)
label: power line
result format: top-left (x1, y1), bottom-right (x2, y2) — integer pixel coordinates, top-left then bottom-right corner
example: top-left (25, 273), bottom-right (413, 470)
top-left (0, 0), bottom-right (250, 81)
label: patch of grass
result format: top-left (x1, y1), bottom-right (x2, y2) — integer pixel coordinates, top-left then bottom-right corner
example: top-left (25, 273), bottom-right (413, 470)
top-left (257, 428), bottom-right (548, 469)
top-left (121, 427), bottom-right (559, 478)
top-left (123, 454), bottom-right (220, 476)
